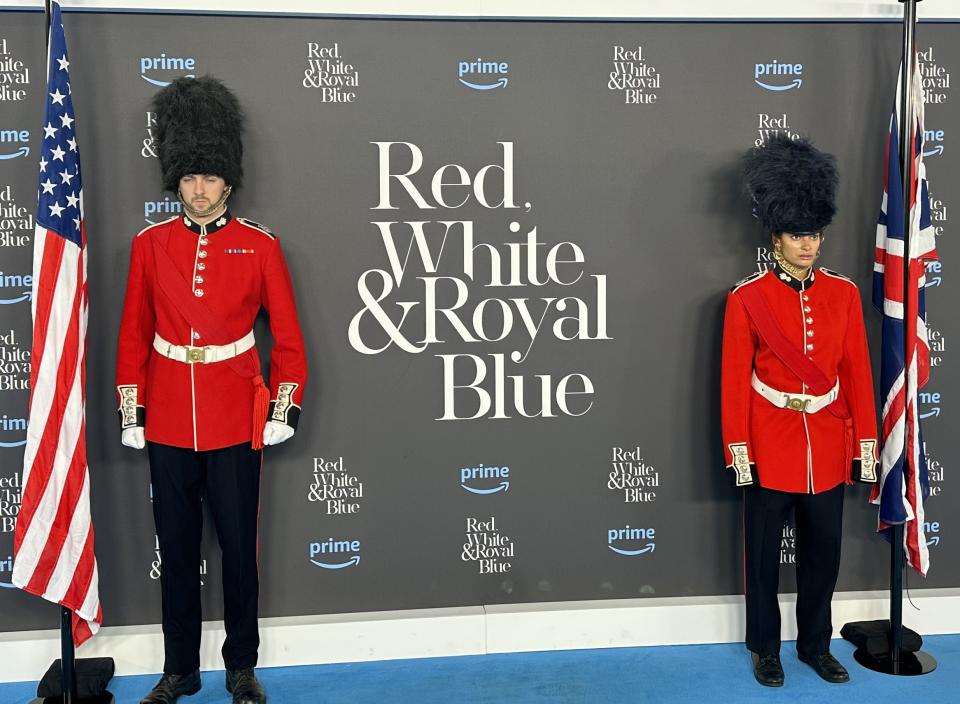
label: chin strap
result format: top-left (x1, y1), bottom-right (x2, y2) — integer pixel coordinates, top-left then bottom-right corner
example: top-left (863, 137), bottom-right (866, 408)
top-left (772, 247), bottom-right (812, 280)
top-left (178, 185), bottom-right (232, 219)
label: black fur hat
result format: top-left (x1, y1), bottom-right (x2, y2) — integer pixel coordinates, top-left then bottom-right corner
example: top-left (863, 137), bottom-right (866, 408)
top-left (153, 76), bottom-right (244, 192)
top-left (743, 133), bottom-right (838, 234)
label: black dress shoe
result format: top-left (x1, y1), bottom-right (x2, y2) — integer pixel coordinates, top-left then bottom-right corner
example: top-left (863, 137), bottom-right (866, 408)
top-left (140, 670), bottom-right (201, 703)
top-left (752, 653), bottom-right (785, 687)
top-left (226, 667), bottom-right (267, 704)
top-left (799, 652), bottom-right (850, 683)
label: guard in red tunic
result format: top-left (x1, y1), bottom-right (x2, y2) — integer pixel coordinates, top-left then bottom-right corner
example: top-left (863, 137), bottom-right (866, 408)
top-left (116, 77), bottom-right (306, 704)
top-left (722, 134), bottom-right (878, 688)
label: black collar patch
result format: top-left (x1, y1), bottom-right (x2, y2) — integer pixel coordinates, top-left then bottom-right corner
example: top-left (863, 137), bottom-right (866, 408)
top-left (773, 263), bottom-right (816, 292)
top-left (181, 210), bottom-right (232, 235)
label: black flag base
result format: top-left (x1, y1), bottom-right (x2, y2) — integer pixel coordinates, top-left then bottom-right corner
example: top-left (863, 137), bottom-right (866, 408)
top-left (30, 694), bottom-right (115, 704)
top-left (842, 619), bottom-right (938, 676)
top-left (853, 647), bottom-right (938, 676)
top-left (24, 608), bottom-right (117, 704)
top-left (28, 657), bottom-right (116, 704)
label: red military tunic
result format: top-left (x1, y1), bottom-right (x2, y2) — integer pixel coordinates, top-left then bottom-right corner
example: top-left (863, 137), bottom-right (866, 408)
top-left (116, 211), bottom-right (307, 450)
top-left (721, 265), bottom-right (879, 493)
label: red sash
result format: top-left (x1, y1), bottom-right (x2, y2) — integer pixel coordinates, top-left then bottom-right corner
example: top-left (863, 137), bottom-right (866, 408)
top-left (736, 280), bottom-right (854, 470)
top-left (151, 222), bottom-right (269, 449)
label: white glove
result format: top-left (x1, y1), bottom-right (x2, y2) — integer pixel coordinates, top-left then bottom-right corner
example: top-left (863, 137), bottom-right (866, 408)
top-left (121, 427), bottom-right (145, 450)
top-left (262, 421), bottom-right (294, 446)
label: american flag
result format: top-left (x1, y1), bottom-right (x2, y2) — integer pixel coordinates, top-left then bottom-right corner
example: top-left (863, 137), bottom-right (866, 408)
top-left (12, 1), bottom-right (101, 645)
top-left (870, 53), bottom-right (938, 578)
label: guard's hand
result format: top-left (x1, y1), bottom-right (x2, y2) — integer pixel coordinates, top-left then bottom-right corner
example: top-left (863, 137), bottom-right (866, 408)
top-left (263, 421), bottom-right (295, 446)
top-left (121, 427), bottom-right (145, 450)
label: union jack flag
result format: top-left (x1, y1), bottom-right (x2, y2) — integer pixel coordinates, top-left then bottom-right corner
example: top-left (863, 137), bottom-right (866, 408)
top-left (870, 53), bottom-right (938, 578)
top-left (12, 1), bottom-right (101, 644)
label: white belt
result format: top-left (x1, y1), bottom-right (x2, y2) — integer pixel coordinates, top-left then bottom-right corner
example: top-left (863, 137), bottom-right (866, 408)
top-left (751, 371), bottom-right (839, 414)
top-left (153, 331), bottom-right (255, 364)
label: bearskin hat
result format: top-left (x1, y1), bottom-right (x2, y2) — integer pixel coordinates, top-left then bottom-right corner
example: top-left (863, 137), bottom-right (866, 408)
top-left (153, 76), bottom-right (244, 192)
top-left (743, 133), bottom-right (838, 234)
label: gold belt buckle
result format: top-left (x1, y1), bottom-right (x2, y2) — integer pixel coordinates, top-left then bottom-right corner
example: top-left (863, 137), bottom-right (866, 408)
top-left (185, 346), bottom-right (206, 364)
top-left (785, 396), bottom-right (809, 412)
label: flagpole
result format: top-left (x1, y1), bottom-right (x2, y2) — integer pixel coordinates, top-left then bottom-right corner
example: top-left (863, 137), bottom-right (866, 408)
top-left (40, 4), bottom-right (80, 703)
top-left (41, 0), bottom-right (82, 697)
top-left (41, 0), bottom-right (84, 696)
top-left (23, 2), bottom-right (114, 701)
top-left (59, 606), bottom-right (77, 704)
top-left (848, 0), bottom-right (936, 677)
top-left (890, 0), bottom-right (919, 675)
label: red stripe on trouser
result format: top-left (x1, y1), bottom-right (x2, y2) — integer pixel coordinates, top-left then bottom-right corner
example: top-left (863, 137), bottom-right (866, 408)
top-left (14, 254), bottom-right (83, 554)
top-left (741, 497), bottom-right (748, 598)
top-left (256, 450), bottom-right (263, 618)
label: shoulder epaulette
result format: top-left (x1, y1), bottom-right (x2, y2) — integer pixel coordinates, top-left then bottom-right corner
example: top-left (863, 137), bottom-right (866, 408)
top-left (236, 217), bottom-right (276, 240)
top-left (731, 270), bottom-right (767, 293)
top-left (135, 216), bottom-right (177, 238)
top-left (818, 267), bottom-right (856, 285)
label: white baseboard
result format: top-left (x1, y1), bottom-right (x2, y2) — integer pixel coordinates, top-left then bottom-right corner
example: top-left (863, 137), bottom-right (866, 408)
top-left (1, 589), bottom-right (958, 683)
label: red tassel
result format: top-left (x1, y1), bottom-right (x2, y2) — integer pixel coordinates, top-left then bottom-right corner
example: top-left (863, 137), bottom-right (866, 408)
top-left (844, 418), bottom-right (855, 485)
top-left (251, 374), bottom-right (269, 450)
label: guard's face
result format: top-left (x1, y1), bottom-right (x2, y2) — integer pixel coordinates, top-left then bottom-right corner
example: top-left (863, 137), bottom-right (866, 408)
top-left (179, 174), bottom-right (228, 211)
top-left (775, 232), bottom-right (822, 268)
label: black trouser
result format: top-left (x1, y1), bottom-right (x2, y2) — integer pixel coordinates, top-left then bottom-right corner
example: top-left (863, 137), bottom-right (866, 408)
top-left (148, 441), bottom-right (262, 675)
top-left (743, 482), bottom-right (844, 658)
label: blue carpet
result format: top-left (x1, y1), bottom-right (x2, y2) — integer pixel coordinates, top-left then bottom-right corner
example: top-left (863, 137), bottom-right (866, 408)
top-left (1, 635), bottom-right (957, 703)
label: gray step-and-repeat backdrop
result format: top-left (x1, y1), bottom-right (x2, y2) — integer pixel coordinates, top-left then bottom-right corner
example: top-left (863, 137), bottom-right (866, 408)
top-left (0, 11), bottom-right (956, 633)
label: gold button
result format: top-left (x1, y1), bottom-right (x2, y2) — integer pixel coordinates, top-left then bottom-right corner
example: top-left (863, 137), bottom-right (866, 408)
top-left (197, 263), bottom-right (206, 271)
top-left (804, 306), bottom-right (811, 313)
top-left (803, 295), bottom-right (809, 302)
top-left (194, 289), bottom-right (204, 297)
top-left (807, 330), bottom-right (814, 337)
top-left (200, 237), bottom-right (209, 246)
top-left (198, 250), bottom-right (207, 258)
top-left (806, 317), bottom-right (813, 324)
top-left (806, 343), bottom-right (814, 351)
top-left (195, 276), bottom-right (204, 284)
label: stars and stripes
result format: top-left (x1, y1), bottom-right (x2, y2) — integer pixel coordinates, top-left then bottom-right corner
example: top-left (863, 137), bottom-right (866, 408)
top-left (870, 53), bottom-right (937, 578)
top-left (12, 1), bottom-right (101, 645)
